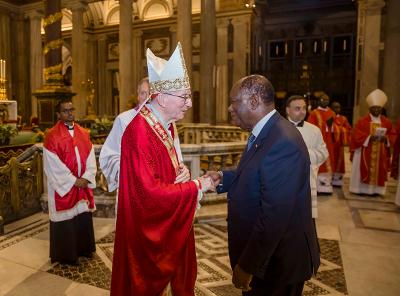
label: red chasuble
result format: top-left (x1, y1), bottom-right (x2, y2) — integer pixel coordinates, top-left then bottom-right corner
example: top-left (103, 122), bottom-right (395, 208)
top-left (44, 121), bottom-right (95, 211)
top-left (350, 114), bottom-right (393, 186)
top-left (333, 114), bottom-right (352, 174)
top-left (308, 107), bottom-right (339, 173)
top-left (110, 106), bottom-right (198, 296)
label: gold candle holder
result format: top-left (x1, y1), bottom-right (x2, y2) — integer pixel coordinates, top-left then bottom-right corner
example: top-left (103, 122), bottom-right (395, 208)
top-left (0, 77), bottom-right (7, 101)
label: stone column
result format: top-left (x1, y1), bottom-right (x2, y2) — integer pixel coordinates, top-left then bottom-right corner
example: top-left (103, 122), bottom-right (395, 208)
top-left (232, 17), bottom-right (248, 83)
top-left (119, 0), bottom-right (133, 113)
top-left (200, 0), bottom-right (216, 123)
top-left (382, 0), bottom-right (400, 123)
top-left (353, 0), bottom-right (385, 122)
top-left (132, 30), bottom-right (143, 100)
top-left (177, 0), bottom-right (193, 122)
top-left (97, 34), bottom-right (107, 116)
top-left (169, 25), bottom-right (177, 49)
top-left (0, 12), bottom-right (11, 101)
top-left (27, 10), bottom-right (43, 117)
top-left (216, 19), bottom-right (229, 124)
top-left (69, 1), bottom-right (88, 120)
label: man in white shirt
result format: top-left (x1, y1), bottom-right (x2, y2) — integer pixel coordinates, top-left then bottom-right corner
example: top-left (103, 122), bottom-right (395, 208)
top-left (286, 95), bottom-right (328, 219)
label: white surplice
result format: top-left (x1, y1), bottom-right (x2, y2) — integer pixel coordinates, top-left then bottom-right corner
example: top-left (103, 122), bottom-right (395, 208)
top-left (292, 120), bottom-right (329, 218)
top-left (43, 129), bottom-right (97, 222)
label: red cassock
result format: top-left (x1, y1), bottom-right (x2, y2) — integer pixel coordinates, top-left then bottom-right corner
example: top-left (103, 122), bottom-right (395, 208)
top-left (390, 119), bottom-right (400, 179)
top-left (110, 106), bottom-right (198, 296)
top-left (350, 115), bottom-right (394, 186)
top-left (308, 107), bottom-right (339, 173)
top-left (333, 114), bottom-right (352, 174)
top-left (44, 121), bottom-right (95, 211)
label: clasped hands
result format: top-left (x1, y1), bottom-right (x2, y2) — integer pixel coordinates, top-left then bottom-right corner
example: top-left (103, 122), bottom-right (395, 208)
top-left (74, 178), bottom-right (89, 188)
top-left (174, 164), bottom-right (223, 193)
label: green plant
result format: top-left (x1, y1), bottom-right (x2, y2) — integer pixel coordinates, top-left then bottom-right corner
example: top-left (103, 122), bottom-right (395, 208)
top-left (0, 124), bottom-right (18, 146)
top-left (90, 117), bottom-right (113, 138)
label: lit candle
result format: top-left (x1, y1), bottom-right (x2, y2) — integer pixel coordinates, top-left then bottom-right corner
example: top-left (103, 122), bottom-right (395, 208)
top-left (323, 41), bottom-right (327, 52)
top-left (275, 45), bottom-right (279, 56)
top-left (313, 41), bottom-right (317, 53)
top-left (343, 39), bottom-right (347, 51)
top-left (299, 42), bottom-right (303, 54)
top-left (0, 60), bottom-right (3, 79)
top-left (284, 43), bottom-right (288, 55)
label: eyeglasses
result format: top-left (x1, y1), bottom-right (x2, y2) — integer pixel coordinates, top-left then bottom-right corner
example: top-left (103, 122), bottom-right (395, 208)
top-left (163, 92), bottom-right (192, 103)
top-left (60, 108), bottom-right (75, 114)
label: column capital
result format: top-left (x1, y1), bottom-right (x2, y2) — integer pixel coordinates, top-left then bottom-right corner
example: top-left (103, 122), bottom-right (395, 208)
top-left (133, 30), bottom-right (143, 37)
top-left (217, 18), bottom-right (229, 29)
top-left (169, 25), bottom-right (177, 33)
top-left (24, 9), bottom-right (44, 20)
top-left (97, 34), bottom-right (107, 41)
top-left (66, 0), bottom-right (89, 12)
top-left (358, 0), bottom-right (385, 11)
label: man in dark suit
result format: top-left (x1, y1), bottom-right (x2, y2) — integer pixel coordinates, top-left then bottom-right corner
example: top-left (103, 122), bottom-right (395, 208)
top-left (207, 75), bottom-right (320, 295)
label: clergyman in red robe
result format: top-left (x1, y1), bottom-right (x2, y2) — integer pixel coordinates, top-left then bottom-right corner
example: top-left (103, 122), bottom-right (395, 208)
top-left (331, 101), bottom-right (352, 186)
top-left (350, 89), bottom-right (394, 195)
top-left (308, 93), bottom-right (340, 193)
top-left (110, 42), bottom-right (215, 296)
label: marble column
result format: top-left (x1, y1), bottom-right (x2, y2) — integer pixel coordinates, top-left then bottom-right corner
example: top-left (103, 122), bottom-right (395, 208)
top-left (216, 19), bottom-right (229, 124)
top-left (97, 34), bottom-right (107, 116)
top-left (382, 0), bottom-right (400, 124)
top-left (132, 30), bottom-right (143, 100)
top-left (353, 0), bottom-right (385, 122)
top-left (169, 25), bottom-right (177, 49)
top-left (200, 0), bottom-right (216, 124)
top-left (27, 10), bottom-right (43, 117)
top-left (177, 0), bottom-right (193, 122)
top-left (232, 17), bottom-right (247, 83)
top-left (70, 1), bottom-right (88, 120)
top-left (119, 0), bottom-right (133, 113)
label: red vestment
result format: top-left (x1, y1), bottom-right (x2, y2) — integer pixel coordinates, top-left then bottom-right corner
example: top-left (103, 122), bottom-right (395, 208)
top-left (391, 119), bottom-right (400, 179)
top-left (333, 114), bottom-right (352, 174)
top-left (44, 121), bottom-right (95, 211)
top-left (350, 114), bottom-right (393, 186)
top-left (110, 106), bottom-right (198, 296)
top-left (308, 107), bottom-right (339, 173)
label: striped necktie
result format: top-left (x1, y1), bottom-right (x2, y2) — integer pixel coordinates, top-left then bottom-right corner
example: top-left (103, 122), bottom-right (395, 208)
top-left (246, 133), bottom-right (256, 152)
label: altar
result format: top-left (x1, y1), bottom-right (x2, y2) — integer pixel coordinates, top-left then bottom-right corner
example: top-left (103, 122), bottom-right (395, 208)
top-left (0, 100), bottom-right (18, 126)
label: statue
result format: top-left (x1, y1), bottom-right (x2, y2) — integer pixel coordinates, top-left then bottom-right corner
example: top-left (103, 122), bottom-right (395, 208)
top-left (82, 79), bottom-right (97, 120)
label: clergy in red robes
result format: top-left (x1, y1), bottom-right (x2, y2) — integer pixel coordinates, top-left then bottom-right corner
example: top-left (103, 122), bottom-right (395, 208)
top-left (308, 93), bottom-right (340, 193)
top-left (43, 99), bottom-right (97, 264)
top-left (350, 89), bottom-right (394, 195)
top-left (331, 101), bottom-right (352, 186)
top-left (110, 42), bottom-right (215, 296)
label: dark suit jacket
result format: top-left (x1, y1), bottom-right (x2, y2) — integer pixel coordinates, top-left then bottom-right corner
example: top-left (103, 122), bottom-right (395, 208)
top-left (219, 111), bottom-right (320, 284)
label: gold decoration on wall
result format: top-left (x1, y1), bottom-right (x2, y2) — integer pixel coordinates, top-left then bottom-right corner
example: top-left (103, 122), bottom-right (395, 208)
top-left (43, 12), bottom-right (63, 28)
top-left (43, 39), bottom-right (64, 55)
top-left (43, 63), bottom-right (62, 76)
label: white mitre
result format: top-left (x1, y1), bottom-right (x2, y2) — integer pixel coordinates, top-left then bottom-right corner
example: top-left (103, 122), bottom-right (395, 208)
top-left (366, 89), bottom-right (387, 107)
top-left (146, 42), bottom-right (190, 94)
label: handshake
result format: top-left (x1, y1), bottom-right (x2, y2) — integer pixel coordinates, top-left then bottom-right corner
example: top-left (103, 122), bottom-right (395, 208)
top-left (174, 163), bottom-right (223, 193)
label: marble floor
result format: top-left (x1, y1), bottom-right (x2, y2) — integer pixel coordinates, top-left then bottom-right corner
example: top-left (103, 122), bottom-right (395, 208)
top-left (0, 181), bottom-right (399, 296)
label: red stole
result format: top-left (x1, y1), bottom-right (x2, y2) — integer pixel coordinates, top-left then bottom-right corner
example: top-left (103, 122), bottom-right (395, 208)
top-left (111, 106), bottom-right (198, 296)
top-left (350, 115), bottom-right (393, 186)
top-left (308, 107), bottom-right (339, 173)
top-left (44, 121), bottom-right (95, 211)
top-left (333, 114), bottom-right (352, 174)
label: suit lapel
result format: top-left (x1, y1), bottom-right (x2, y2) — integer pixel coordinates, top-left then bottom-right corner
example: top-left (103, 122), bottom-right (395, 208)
top-left (234, 111), bottom-right (281, 179)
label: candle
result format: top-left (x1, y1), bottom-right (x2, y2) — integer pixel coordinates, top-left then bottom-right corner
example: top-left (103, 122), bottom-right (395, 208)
top-left (0, 60), bottom-right (3, 79)
top-left (275, 45), bottom-right (279, 56)
top-left (343, 39), bottom-right (347, 51)
top-left (258, 45), bottom-right (262, 56)
top-left (299, 42), bottom-right (303, 54)
top-left (323, 41), bottom-right (327, 52)
top-left (284, 42), bottom-right (288, 55)
top-left (313, 41), bottom-right (317, 53)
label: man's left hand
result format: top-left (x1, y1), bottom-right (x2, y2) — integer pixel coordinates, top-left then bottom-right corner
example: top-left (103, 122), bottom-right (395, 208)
top-left (232, 264), bottom-right (253, 292)
top-left (175, 163), bottom-right (191, 184)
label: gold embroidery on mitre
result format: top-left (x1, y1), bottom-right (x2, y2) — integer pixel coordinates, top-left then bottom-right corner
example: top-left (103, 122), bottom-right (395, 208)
top-left (150, 77), bottom-right (190, 93)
